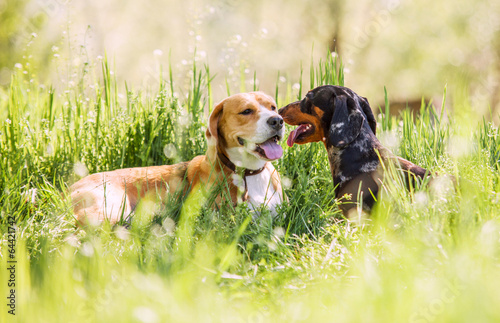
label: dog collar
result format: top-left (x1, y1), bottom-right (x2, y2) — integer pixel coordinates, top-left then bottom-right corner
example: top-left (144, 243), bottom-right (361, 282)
top-left (216, 149), bottom-right (267, 202)
top-left (216, 150), bottom-right (266, 177)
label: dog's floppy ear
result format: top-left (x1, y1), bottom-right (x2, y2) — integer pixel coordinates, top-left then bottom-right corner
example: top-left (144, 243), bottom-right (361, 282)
top-left (360, 96), bottom-right (377, 135)
top-left (328, 96), bottom-right (365, 148)
top-left (206, 99), bottom-right (224, 140)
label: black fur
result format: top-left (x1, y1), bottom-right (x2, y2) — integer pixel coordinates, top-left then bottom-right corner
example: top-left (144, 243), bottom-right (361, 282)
top-left (281, 85), bottom-right (429, 215)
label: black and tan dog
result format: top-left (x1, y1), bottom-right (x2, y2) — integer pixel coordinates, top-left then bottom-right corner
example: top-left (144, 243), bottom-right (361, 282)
top-left (279, 85), bottom-right (428, 216)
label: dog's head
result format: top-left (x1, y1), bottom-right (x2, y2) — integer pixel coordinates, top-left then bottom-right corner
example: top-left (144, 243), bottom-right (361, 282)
top-left (278, 85), bottom-right (377, 149)
top-left (207, 92), bottom-right (285, 169)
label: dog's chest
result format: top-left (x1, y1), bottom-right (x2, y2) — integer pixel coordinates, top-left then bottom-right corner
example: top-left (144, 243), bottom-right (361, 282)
top-left (232, 168), bottom-right (282, 214)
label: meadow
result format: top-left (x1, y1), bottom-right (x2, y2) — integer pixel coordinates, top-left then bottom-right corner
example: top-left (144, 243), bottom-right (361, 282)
top-left (1, 52), bottom-right (500, 323)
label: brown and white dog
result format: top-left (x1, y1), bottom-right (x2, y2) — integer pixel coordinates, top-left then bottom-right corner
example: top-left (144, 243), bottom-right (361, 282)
top-left (279, 85), bottom-right (429, 216)
top-left (70, 92), bottom-right (285, 225)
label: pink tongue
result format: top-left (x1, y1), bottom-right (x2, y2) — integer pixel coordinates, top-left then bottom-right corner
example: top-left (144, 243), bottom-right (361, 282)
top-left (260, 140), bottom-right (283, 160)
top-left (287, 124), bottom-right (308, 147)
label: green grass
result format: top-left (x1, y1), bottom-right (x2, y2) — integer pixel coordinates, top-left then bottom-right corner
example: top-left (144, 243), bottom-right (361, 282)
top-left (1, 52), bottom-right (500, 323)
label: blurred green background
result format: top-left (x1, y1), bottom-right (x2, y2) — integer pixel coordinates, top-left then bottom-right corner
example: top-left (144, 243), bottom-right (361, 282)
top-left (1, 0), bottom-right (500, 119)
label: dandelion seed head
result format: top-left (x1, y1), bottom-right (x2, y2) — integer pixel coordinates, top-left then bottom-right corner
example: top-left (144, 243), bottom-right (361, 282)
top-left (414, 191), bottom-right (428, 207)
top-left (80, 242), bottom-right (94, 257)
top-left (114, 226), bottom-right (130, 240)
top-left (447, 135), bottom-right (472, 158)
top-left (281, 176), bottom-right (292, 189)
top-left (133, 307), bottom-right (158, 323)
top-left (162, 217), bottom-right (176, 235)
top-left (65, 234), bottom-right (80, 248)
top-left (273, 227), bottom-right (285, 238)
top-left (178, 111), bottom-right (190, 126)
top-left (46, 144), bottom-right (54, 156)
top-left (163, 143), bottom-right (177, 159)
top-left (378, 131), bottom-right (400, 150)
top-left (430, 176), bottom-right (454, 201)
top-left (74, 162), bottom-right (89, 178)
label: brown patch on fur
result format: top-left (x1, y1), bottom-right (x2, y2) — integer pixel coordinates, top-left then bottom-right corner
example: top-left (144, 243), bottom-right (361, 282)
top-left (209, 92), bottom-right (277, 150)
top-left (313, 106), bottom-right (325, 119)
top-left (70, 92), bottom-right (283, 225)
top-left (279, 102), bottom-right (326, 145)
top-left (280, 85), bottom-right (432, 217)
top-left (336, 170), bottom-right (383, 214)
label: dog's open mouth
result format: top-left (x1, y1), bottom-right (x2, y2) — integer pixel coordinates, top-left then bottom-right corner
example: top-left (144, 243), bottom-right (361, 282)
top-left (254, 135), bottom-right (283, 160)
top-left (287, 124), bottom-right (314, 147)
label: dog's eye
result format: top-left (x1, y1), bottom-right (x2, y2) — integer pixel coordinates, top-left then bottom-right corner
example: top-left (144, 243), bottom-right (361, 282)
top-left (240, 109), bottom-right (253, 115)
top-left (271, 106), bottom-right (276, 111)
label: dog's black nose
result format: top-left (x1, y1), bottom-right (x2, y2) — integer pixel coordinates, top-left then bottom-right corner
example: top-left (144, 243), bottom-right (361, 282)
top-left (267, 116), bottom-right (284, 130)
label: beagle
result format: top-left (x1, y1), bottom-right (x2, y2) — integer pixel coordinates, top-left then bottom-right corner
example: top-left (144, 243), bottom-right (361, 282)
top-left (279, 85), bottom-right (429, 216)
top-left (70, 92), bottom-right (285, 225)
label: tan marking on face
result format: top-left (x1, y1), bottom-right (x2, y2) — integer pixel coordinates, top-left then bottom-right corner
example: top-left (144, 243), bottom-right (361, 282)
top-left (279, 102), bottom-right (326, 145)
top-left (218, 94), bottom-right (260, 149)
top-left (208, 92), bottom-right (281, 168)
top-left (313, 105), bottom-right (324, 119)
top-left (224, 93), bottom-right (278, 144)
